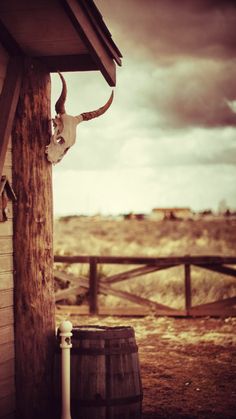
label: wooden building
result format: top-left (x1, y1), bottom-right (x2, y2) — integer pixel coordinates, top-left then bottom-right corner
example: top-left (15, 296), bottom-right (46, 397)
top-left (0, 1), bottom-right (121, 418)
top-left (151, 207), bottom-right (193, 221)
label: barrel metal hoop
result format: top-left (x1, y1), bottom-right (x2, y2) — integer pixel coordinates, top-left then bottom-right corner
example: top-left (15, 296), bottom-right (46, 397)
top-left (72, 325), bottom-right (135, 340)
top-left (73, 394), bottom-right (143, 407)
top-left (71, 344), bottom-right (138, 356)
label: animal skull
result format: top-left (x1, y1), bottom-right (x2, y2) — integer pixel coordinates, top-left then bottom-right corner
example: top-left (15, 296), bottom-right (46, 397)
top-left (46, 73), bottom-right (113, 164)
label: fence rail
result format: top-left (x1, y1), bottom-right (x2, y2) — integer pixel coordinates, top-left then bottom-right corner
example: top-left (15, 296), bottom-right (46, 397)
top-left (54, 255), bottom-right (236, 317)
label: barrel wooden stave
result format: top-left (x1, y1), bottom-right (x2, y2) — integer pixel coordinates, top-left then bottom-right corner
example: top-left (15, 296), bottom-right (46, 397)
top-left (55, 326), bottom-right (142, 419)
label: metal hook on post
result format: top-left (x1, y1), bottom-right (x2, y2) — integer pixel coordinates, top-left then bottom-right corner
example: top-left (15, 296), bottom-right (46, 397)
top-left (59, 320), bottom-right (73, 419)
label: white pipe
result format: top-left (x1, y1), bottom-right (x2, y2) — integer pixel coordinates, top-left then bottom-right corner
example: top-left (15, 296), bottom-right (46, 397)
top-left (59, 320), bottom-right (73, 419)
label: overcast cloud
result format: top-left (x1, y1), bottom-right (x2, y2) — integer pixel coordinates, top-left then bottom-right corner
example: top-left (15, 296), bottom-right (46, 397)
top-left (52, 0), bottom-right (236, 215)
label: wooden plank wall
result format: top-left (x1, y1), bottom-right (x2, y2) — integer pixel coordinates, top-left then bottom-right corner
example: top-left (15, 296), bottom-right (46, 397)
top-left (0, 42), bottom-right (16, 419)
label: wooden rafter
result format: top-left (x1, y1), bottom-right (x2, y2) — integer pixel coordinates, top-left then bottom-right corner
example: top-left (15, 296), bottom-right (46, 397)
top-left (60, 0), bottom-right (117, 86)
top-left (0, 56), bottom-right (23, 179)
top-left (0, 19), bottom-right (23, 56)
top-left (40, 53), bottom-right (98, 72)
top-left (79, 0), bottom-right (122, 65)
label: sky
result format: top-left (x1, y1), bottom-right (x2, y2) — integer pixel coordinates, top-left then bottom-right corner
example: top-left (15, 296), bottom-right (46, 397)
top-left (52, 0), bottom-right (236, 216)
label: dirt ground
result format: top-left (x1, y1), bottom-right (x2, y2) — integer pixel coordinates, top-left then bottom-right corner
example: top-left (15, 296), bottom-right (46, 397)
top-left (60, 314), bottom-right (236, 419)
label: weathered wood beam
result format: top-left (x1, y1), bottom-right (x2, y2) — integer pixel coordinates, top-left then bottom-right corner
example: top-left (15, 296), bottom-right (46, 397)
top-left (0, 307), bottom-right (14, 328)
top-left (0, 19), bottom-right (23, 56)
top-left (193, 263), bottom-right (236, 278)
top-left (0, 56), bottom-right (23, 179)
top-left (55, 284), bottom-right (85, 301)
top-left (191, 296), bottom-right (236, 311)
top-left (40, 53), bottom-right (98, 72)
top-left (79, 0), bottom-right (122, 66)
top-left (56, 304), bottom-right (186, 317)
top-left (102, 264), bottom-right (178, 285)
top-left (54, 255), bottom-right (236, 265)
top-left (89, 257), bottom-right (98, 314)
top-left (184, 264), bottom-right (192, 316)
top-left (53, 269), bottom-right (177, 312)
top-left (60, 0), bottom-right (116, 86)
top-left (100, 282), bottom-right (177, 312)
top-left (12, 59), bottom-right (55, 419)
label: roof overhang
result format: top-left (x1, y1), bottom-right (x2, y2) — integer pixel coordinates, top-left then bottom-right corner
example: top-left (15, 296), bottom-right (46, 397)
top-left (0, 0), bottom-right (122, 86)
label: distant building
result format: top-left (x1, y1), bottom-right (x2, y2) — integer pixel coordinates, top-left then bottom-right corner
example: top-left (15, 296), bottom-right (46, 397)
top-left (151, 207), bottom-right (193, 221)
top-left (123, 213), bottom-right (146, 220)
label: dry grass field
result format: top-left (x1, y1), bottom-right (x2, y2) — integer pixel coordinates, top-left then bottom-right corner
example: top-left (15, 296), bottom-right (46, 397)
top-left (54, 217), bottom-right (236, 310)
top-left (54, 217), bottom-right (236, 258)
top-left (54, 217), bottom-right (236, 418)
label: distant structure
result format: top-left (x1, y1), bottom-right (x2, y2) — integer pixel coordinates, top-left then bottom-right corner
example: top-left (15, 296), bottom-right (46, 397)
top-left (151, 207), bottom-right (193, 221)
top-left (124, 213), bottom-right (146, 221)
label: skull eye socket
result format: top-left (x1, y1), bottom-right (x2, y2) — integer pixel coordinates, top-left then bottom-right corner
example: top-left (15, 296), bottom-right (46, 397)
top-left (57, 137), bottom-right (65, 145)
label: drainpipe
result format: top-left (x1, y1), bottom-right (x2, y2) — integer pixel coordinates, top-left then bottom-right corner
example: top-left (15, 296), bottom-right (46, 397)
top-left (59, 320), bottom-right (73, 419)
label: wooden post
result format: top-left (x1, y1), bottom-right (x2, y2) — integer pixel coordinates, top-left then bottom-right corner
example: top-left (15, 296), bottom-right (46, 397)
top-left (12, 59), bottom-right (55, 419)
top-left (89, 257), bottom-right (98, 314)
top-left (0, 56), bottom-right (23, 179)
top-left (184, 264), bottom-right (192, 316)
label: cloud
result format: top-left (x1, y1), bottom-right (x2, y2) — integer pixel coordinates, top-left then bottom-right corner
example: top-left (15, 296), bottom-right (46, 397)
top-left (145, 60), bottom-right (236, 128)
top-left (96, 0), bottom-right (236, 130)
top-left (97, 0), bottom-right (236, 61)
top-left (117, 126), bottom-right (236, 168)
top-left (52, 1), bottom-right (236, 214)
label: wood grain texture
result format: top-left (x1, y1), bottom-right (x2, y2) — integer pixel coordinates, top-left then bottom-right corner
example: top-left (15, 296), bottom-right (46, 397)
top-left (193, 263), bottom-right (236, 278)
top-left (0, 289), bottom-right (13, 308)
top-left (0, 414), bottom-right (15, 419)
top-left (54, 255), bottom-right (236, 317)
top-left (184, 264), bottom-right (191, 315)
top-left (0, 56), bottom-right (22, 179)
top-left (0, 359), bottom-right (15, 382)
top-left (0, 394), bottom-right (15, 418)
top-left (0, 308), bottom-right (13, 328)
top-left (56, 304), bottom-right (186, 317)
top-left (0, 325), bottom-right (14, 345)
top-left (54, 270), bottom-right (177, 312)
top-left (0, 341), bottom-right (15, 363)
top-left (0, 255), bottom-right (13, 273)
top-left (54, 326), bottom-right (142, 419)
top-left (12, 59), bottom-right (55, 419)
top-left (0, 237), bottom-right (13, 254)
top-left (61, 0), bottom-right (116, 86)
top-left (0, 222), bottom-right (13, 239)
top-left (54, 255), bottom-right (236, 265)
top-left (102, 264), bottom-right (177, 285)
top-left (0, 42), bottom-right (8, 92)
top-left (0, 273), bottom-right (13, 290)
top-left (0, 376), bottom-right (15, 398)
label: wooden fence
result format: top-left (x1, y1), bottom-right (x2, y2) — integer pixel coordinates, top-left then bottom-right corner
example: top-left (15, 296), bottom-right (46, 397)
top-left (54, 255), bottom-right (236, 317)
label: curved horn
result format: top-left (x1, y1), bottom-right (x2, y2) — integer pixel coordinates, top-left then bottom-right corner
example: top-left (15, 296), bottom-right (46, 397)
top-left (80, 91), bottom-right (114, 121)
top-left (55, 72), bottom-right (67, 115)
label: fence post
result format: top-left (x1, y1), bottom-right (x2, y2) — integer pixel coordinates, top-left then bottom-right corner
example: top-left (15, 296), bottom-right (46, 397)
top-left (184, 263), bottom-right (191, 316)
top-left (89, 257), bottom-right (98, 314)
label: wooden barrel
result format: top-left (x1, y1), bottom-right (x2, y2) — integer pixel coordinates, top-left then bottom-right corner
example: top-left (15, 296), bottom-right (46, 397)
top-left (55, 325), bottom-right (142, 419)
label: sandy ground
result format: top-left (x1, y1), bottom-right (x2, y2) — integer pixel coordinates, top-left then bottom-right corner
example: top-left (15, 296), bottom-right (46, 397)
top-left (57, 314), bottom-right (236, 418)
top-left (54, 218), bottom-right (236, 417)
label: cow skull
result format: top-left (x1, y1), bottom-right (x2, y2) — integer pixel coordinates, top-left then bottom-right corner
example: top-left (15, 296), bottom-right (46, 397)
top-left (46, 73), bottom-right (113, 164)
